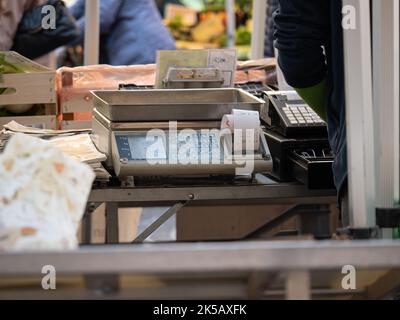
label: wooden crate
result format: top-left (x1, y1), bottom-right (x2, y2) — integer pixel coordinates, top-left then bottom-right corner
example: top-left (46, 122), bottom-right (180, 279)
top-left (0, 51), bottom-right (56, 105)
top-left (0, 52), bottom-right (57, 129)
top-left (61, 120), bottom-right (92, 130)
top-left (59, 110), bottom-right (92, 130)
top-left (59, 88), bottom-right (94, 114)
top-left (57, 64), bottom-right (157, 129)
top-left (0, 115), bottom-right (57, 129)
top-left (58, 72), bottom-right (97, 130)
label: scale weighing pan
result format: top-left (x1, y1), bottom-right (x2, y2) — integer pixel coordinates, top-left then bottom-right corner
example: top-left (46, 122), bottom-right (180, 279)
top-left (91, 88), bottom-right (266, 122)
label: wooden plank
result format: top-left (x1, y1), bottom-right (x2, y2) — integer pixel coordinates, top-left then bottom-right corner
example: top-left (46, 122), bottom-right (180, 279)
top-left (0, 73), bottom-right (56, 105)
top-left (60, 94), bottom-right (93, 114)
top-left (365, 269), bottom-right (400, 299)
top-left (286, 271), bottom-right (311, 300)
top-left (177, 204), bottom-right (296, 241)
top-left (61, 120), bottom-right (92, 130)
top-left (0, 115), bottom-right (57, 130)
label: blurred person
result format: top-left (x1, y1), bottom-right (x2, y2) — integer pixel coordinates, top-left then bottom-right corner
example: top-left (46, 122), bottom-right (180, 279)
top-left (69, 0), bottom-right (176, 65)
top-left (274, 0), bottom-right (348, 225)
top-left (0, 0), bottom-right (56, 67)
top-left (264, 0), bottom-right (278, 58)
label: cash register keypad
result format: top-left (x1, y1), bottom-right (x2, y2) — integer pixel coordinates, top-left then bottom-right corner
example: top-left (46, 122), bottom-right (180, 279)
top-left (282, 103), bottom-right (325, 126)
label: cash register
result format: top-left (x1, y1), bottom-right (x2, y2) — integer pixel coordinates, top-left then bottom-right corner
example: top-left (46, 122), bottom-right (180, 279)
top-left (262, 91), bottom-right (334, 189)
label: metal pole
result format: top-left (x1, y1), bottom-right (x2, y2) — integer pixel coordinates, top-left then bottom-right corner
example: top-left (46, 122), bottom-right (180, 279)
top-left (106, 202), bottom-right (119, 244)
top-left (285, 271), bottom-right (311, 300)
top-left (372, 0), bottom-right (400, 210)
top-left (342, 0), bottom-right (376, 227)
top-left (133, 202), bottom-right (187, 243)
top-left (250, 0), bottom-right (267, 59)
top-left (225, 0), bottom-right (236, 48)
top-left (84, 0), bottom-right (100, 66)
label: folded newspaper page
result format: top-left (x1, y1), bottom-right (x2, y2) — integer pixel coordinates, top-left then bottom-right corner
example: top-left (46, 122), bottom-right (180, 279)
top-left (48, 134), bottom-right (107, 164)
top-left (3, 121), bottom-right (91, 136)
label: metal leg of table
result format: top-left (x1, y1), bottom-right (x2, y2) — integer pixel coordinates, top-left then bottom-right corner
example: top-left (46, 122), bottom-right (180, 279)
top-left (85, 274), bottom-right (120, 297)
top-left (285, 270), bottom-right (311, 300)
top-left (299, 204), bottom-right (332, 239)
top-left (106, 202), bottom-right (119, 244)
top-left (81, 203), bottom-right (102, 245)
top-left (81, 214), bottom-right (92, 245)
top-left (133, 201), bottom-right (187, 243)
top-left (247, 271), bottom-right (275, 299)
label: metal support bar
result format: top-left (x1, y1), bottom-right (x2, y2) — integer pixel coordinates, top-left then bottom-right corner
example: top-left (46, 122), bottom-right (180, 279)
top-left (106, 203), bottom-right (119, 244)
top-left (372, 0), bottom-right (400, 210)
top-left (264, 288), bottom-right (365, 298)
top-left (243, 204), bottom-right (300, 239)
top-left (299, 205), bottom-right (331, 239)
top-left (85, 274), bottom-right (120, 296)
top-left (81, 203), bottom-right (102, 245)
top-left (285, 270), bottom-right (311, 300)
top-left (336, 226), bottom-right (379, 240)
top-left (2, 241), bottom-right (400, 275)
top-left (247, 272), bottom-right (275, 299)
top-left (251, 0), bottom-right (267, 59)
top-left (133, 201), bottom-right (188, 243)
top-left (81, 214), bottom-right (91, 245)
top-left (84, 0), bottom-right (100, 65)
top-left (343, 0), bottom-right (376, 227)
top-left (225, 0), bottom-right (236, 48)
top-left (243, 204), bottom-right (331, 240)
top-left (89, 184), bottom-right (336, 205)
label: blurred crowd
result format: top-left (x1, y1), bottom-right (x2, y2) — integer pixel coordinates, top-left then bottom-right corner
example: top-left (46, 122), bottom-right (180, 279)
top-left (0, 0), bottom-right (176, 67)
top-left (0, 0), bottom-right (277, 68)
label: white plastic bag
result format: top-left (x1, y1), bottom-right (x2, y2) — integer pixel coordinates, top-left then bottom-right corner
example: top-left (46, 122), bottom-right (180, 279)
top-left (0, 133), bottom-right (95, 251)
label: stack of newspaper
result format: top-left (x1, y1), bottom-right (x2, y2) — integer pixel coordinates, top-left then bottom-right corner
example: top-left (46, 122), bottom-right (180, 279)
top-left (0, 121), bottom-right (111, 182)
top-left (0, 131), bottom-right (9, 153)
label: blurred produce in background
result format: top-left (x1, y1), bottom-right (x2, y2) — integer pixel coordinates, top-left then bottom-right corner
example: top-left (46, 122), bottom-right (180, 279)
top-left (0, 53), bottom-right (34, 115)
top-left (165, 0), bottom-right (253, 59)
top-left (57, 0), bottom-right (255, 68)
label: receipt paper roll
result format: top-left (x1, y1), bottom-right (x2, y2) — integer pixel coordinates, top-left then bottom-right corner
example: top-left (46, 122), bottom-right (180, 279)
top-left (221, 109), bottom-right (261, 153)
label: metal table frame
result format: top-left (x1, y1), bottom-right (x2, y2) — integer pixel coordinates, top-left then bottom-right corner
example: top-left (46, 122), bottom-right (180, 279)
top-left (84, 181), bottom-right (337, 244)
top-left (1, 240), bottom-right (400, 299)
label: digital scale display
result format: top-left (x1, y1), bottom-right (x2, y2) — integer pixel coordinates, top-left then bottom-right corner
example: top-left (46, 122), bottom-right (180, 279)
top-left (128, 135), bottom-right (167, 161)
top-left (115, 131), bottom-right (224, 162)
